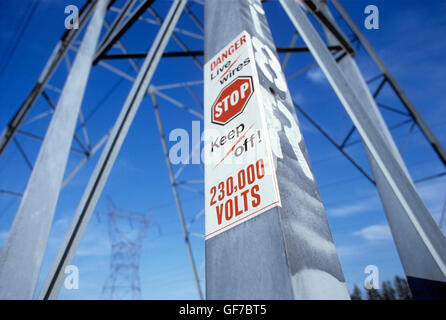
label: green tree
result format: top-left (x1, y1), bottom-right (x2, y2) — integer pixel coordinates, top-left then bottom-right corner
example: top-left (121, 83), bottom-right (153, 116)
top-left (350, 275), bottom-right (413, 300)
top-left (381, 280), bottom-right (396, 300)
top-left (350, 284), bottom-right (362, 300)
top-left (366, 287), bottom-right (382, 300)
top-left (394, 275), bottom-right (412, 300)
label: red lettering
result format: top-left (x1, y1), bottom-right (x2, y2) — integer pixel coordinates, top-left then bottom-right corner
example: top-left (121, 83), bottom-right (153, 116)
top-left (216, 203), bottom-right (224, 225)
top-left (251, 185), bottom-right (261, 207)
top-left (256, 159), bottom-right (265, 179)
top-left (209, 35), bottom-right (247, 73)
top-left (240, 189), bottom-right (249, 212)
top-left (210, 186), bottom-right (217, 206)
top-left (225, 199), bottom-right (233, 221)
top-left (228, 44), bottom-right (234, 55)
top-left (240, 34), bottom-right (246, 45)
top-left (234, 196), bottom-right (244, 217)
top-left (247, 164), bottom-right (255, 184)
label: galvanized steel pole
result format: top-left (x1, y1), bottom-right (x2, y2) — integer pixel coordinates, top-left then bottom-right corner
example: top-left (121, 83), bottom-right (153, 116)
top-left (331, 0), bottom-right (446, 167)
top-left (0, 0), bottom-right (96, 156)
top-left (0, 0), bottom-right (109, 299)
top-left (280, 0), bottom-right (446, 299)
top-left (315, 0), bottom-right (446, 299)
top-left (38, 0), bottom-right (187, 300)
top-left (204, 0), bottom-right (349, 299)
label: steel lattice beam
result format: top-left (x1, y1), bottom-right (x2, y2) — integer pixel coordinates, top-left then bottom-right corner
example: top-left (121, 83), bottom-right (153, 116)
top-left (0, 0), bottom-right (96, 156)
top-left (38, 0), bottom-right (188, 300)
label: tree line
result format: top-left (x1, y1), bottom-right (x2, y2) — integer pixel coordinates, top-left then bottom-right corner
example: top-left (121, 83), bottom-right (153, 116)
top-left (350, 275), bottom-right (412, 300)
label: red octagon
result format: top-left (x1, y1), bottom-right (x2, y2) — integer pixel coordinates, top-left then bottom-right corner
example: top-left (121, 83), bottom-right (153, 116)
top-left (211, 76), bottom-right (253, 125)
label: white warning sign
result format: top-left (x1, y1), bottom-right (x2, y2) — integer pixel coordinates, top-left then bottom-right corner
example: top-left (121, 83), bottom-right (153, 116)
top-left (204, 31), bottom-right (281, 240)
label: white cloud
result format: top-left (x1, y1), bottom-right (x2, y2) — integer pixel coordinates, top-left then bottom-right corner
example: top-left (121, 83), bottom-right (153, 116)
top-left (336, 245), bottom-right (360, 258)
top-left (306, 68), bottom-right (326, 84)
top-left (354, 224), bottom-right (392, 241)
top-left (327, 193), bottom-right (380, 217)
top-left (328, 202), bottom-right (372, 217)
top-left (45, 216), bottom-right (110, 258)
top-left (326, 177), bottom-right (446, 221)
top-left (76, 228), bottom-right (110, 257)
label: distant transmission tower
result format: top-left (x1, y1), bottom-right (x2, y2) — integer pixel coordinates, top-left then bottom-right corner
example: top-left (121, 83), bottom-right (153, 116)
top-left (101, 198), bottom-right (151, 300)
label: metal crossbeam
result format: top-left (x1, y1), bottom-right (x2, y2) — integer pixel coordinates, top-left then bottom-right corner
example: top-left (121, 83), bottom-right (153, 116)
top-left (0, 0), bottom-right (109, 299)
top-left (0, 0), bottom-right (444, 301)
top-left (98, 0), bottom-right (136, 50)
top-left (93, 0), bottom-right (155, 65)
top-left (0, 0), bottom-right (96, 156)
top-left (38, 0), bottom-right (187, 300)
top-left (331, 0), bottom-right (446, 166)
top-left (100, 45), bottom-right (343, 59)
top-left (151, 93), bottom-right (203, 299)
top-left (280, 0), bottom-right (446, 299)
top-left (294, 102), bottom-right (375, 185)
top-left (304, 0), bottom-right (355, 55)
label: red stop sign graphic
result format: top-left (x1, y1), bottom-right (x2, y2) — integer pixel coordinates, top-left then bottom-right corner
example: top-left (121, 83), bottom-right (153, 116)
top-left (211, 76), bottom-right (254, 125)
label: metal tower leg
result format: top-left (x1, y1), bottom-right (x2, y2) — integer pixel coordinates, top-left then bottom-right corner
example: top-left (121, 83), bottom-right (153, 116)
top-left (38, 0), bottom-right (187, 300)
top-left (204, 0), bottom-right (349, 299)
top-left (0, 0), bottom-right (109, 300)
top-left (151, 93), bottom-right (203, 300)
top-left (314, 0), bottom-right (446, 299)
top-left (280, 0), bottom-right (446, 299)
top-left (331, 0), bottom-right (446, 166)
top-left (0, 0), bottom-right (96, 156)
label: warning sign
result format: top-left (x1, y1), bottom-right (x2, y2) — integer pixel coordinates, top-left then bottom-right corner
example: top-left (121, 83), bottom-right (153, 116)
top-left (204, 31), bottom-right (281, 239)
top-left (211, 76), bottom-right (253, 125)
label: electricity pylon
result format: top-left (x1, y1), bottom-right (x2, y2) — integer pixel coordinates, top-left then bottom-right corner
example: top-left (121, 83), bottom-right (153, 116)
top-left (101, 199), bottom-right (150, 300)
top-left (0, 0), bottom-right (444, 299)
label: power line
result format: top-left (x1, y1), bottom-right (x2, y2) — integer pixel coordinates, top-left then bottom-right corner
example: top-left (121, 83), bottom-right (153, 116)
top-left (77, 67), bottom-right (134, 130)
top-left (0, 0), bottom-right (40, 81)
top-left (308, 120), bottom-right (446, 165)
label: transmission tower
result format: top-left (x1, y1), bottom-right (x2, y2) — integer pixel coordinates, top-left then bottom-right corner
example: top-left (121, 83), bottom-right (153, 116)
top-left (100, 198), bottom-right (150, 300)
top-left (0, 0), bottom-right (444, 300)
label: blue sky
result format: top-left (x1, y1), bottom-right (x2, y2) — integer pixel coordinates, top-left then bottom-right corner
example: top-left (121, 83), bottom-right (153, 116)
top-left (0, 0), bottom-right (445, 299)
